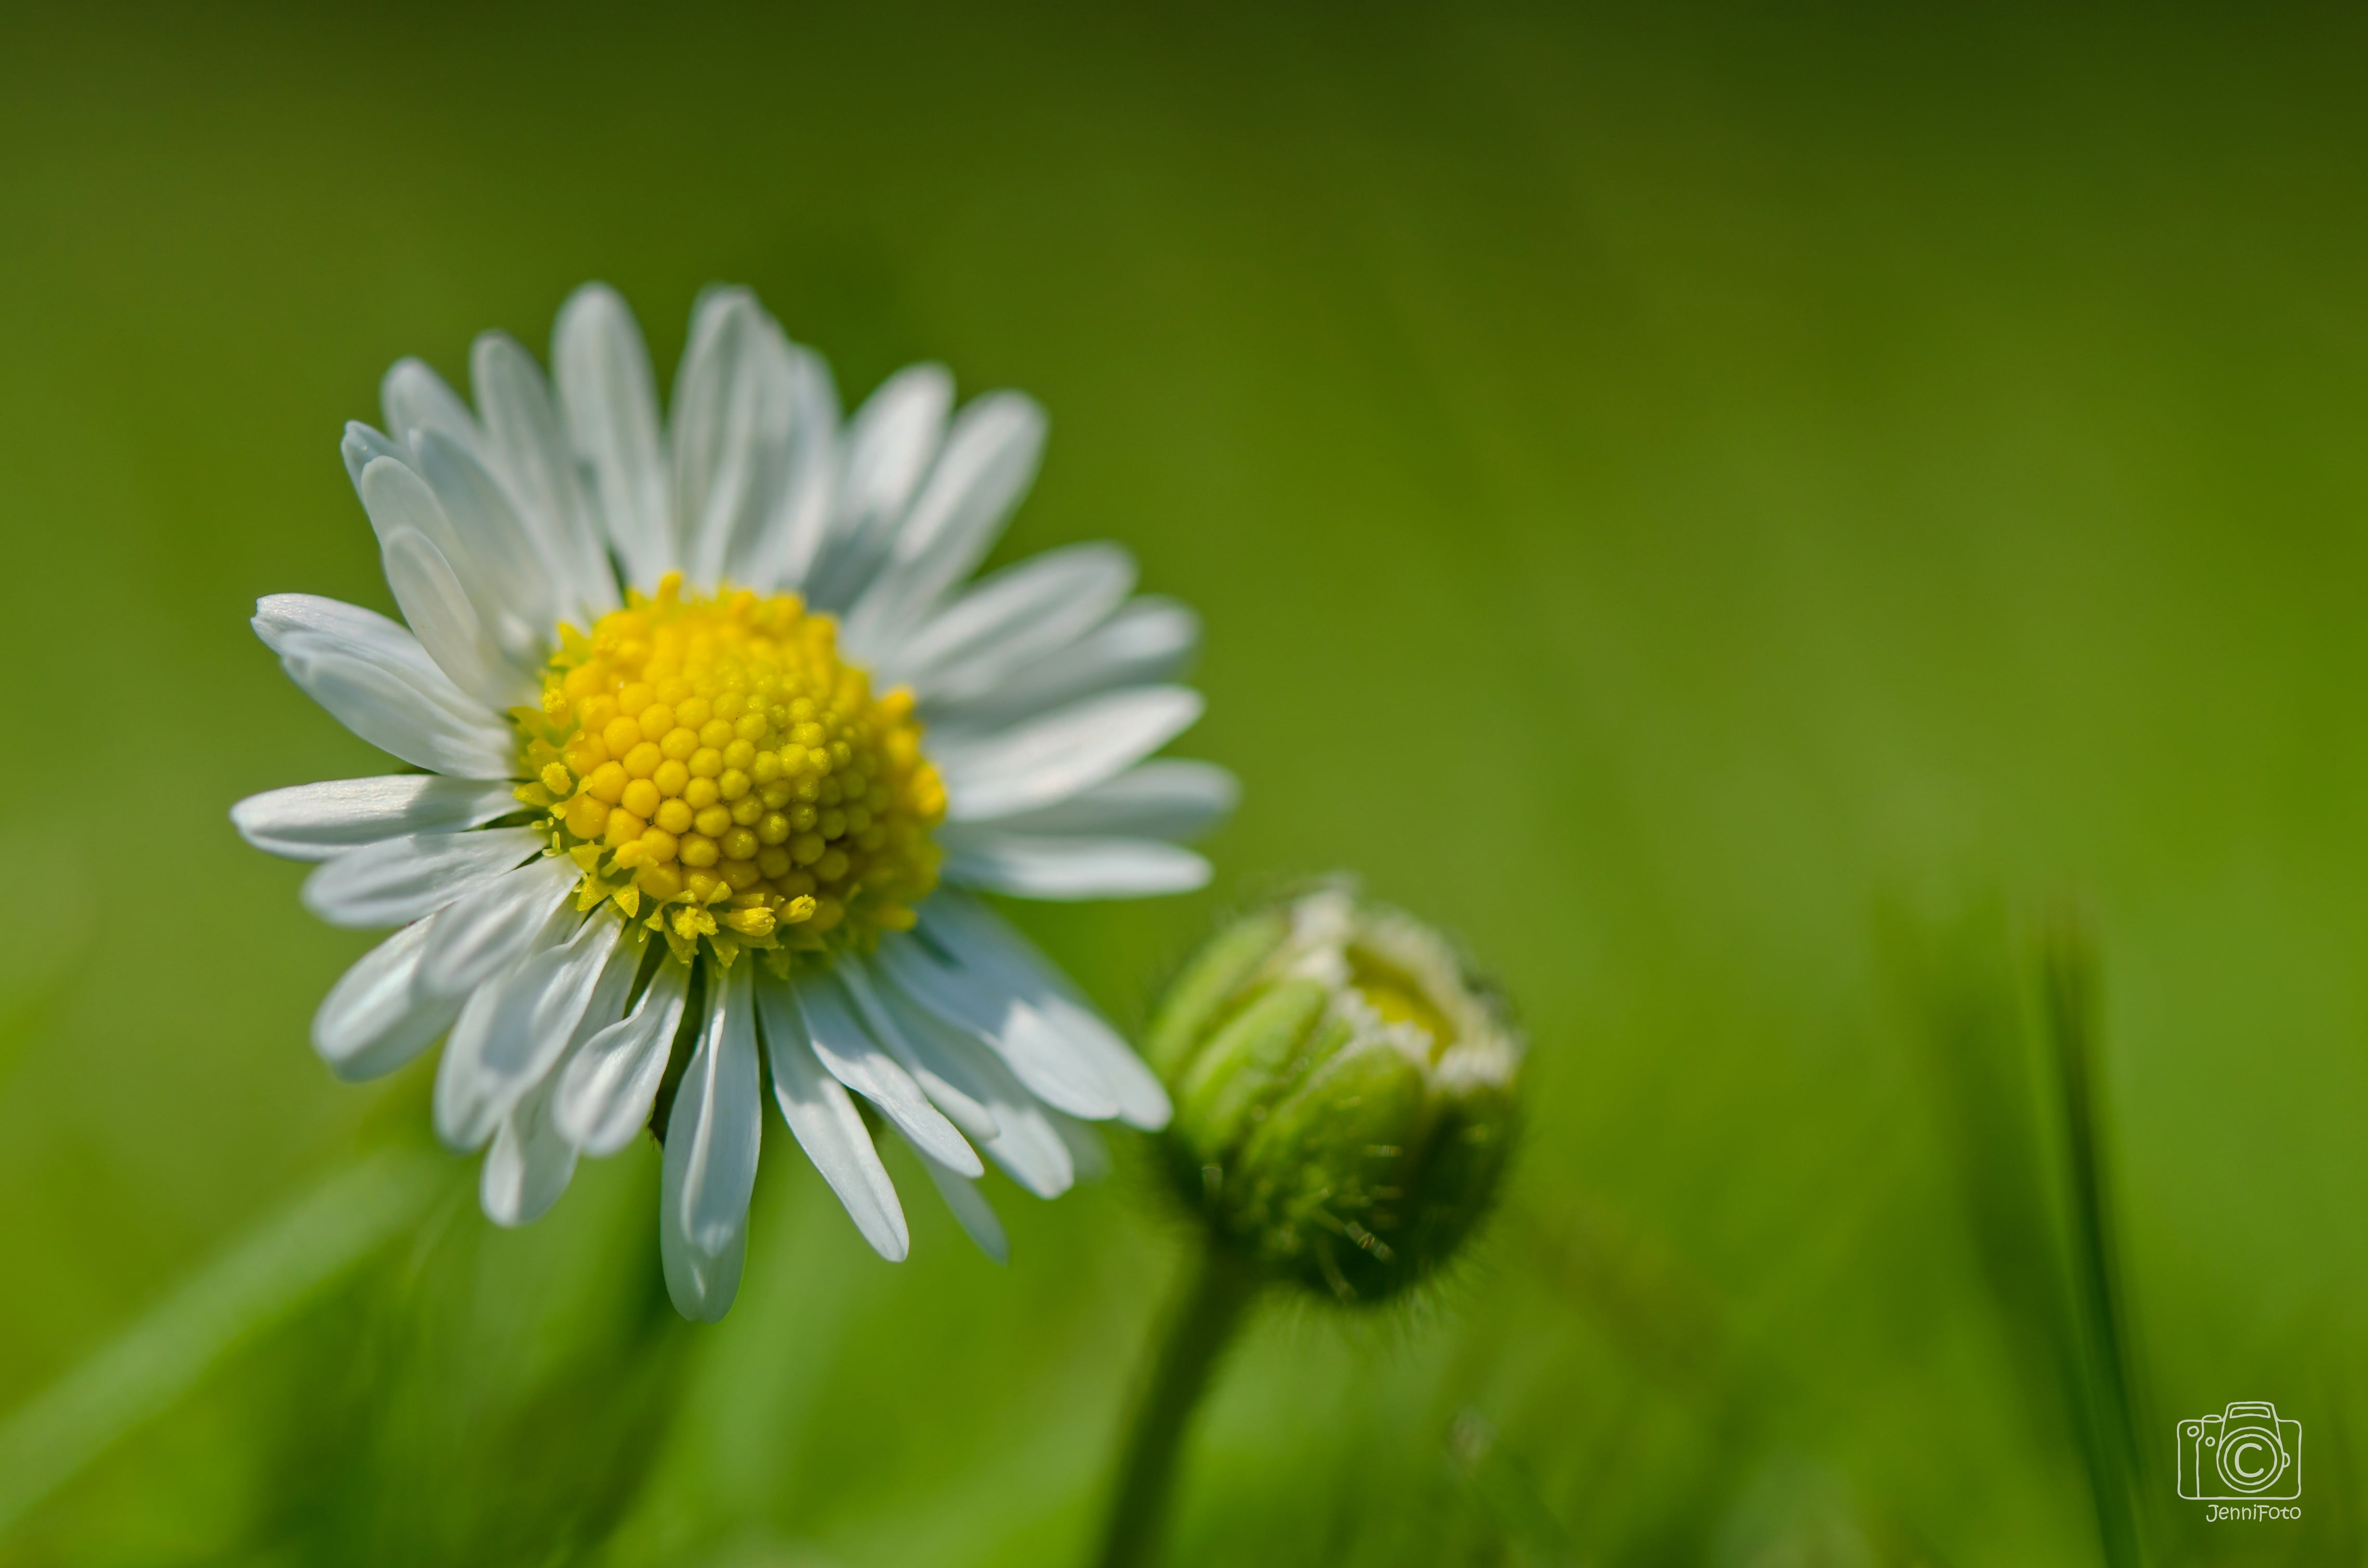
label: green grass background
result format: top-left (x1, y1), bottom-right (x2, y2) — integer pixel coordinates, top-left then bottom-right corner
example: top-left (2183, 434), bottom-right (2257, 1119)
top-left (1, 2), bottom-right (2363, 1563)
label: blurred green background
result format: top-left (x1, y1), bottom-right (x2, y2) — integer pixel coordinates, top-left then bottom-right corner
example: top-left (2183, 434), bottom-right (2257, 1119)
top-left (2, 2), bottom-right (2363, 1563)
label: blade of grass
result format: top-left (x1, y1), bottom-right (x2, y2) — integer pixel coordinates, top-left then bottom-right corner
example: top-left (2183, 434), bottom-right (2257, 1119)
top-left (1895, 898), bottom-right (2152, 1566)
top-left (0, 1144), bottom-right (454, 1535)
top-left (2039, 915), bottom-right (2148, 1568)
top-left (1447, 1408), bottom-right (1582, 1567)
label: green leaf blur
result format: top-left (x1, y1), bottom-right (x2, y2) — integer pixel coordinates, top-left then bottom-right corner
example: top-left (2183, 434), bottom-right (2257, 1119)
top-left (1, 3), bottom-right (2361, 1565)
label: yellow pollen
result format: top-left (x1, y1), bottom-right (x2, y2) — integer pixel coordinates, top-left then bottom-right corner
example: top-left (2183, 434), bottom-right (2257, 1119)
top-left (515, 573), bottom-right (946, 969)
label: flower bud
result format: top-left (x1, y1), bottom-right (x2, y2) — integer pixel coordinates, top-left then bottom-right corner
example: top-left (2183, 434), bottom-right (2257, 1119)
top-left (1145, 886), bottom-right (1522, 1302)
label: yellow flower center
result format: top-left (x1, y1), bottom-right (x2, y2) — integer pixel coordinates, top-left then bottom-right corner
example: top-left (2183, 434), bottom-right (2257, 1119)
top-left (1347, 948), bottom-right (1460, 1059)
top-left (514, 574), bottom-right (945, 968)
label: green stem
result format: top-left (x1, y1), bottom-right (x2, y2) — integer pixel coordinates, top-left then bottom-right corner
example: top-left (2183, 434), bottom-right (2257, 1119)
top-left (1094, 1236), bottom-right (1260, 1568)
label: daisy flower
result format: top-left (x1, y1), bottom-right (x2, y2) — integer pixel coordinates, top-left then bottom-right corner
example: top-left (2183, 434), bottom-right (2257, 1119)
top-left (233, 284), bottom-right (1233, 1319)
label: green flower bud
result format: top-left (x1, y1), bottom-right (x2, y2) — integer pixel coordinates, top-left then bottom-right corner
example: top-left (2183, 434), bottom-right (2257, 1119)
top-left (1146, 886), bottom-right (1522, 1302)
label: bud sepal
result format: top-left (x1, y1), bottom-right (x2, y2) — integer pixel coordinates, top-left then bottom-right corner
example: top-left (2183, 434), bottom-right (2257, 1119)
top-left (1148, 886), bottom-right (1521, 1303)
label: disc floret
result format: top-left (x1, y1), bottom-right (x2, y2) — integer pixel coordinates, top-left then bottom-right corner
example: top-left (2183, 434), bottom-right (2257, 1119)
top-left (514, 574), bottom-right (946, 969)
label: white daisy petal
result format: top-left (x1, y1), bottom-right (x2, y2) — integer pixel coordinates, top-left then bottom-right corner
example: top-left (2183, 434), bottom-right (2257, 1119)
top-left (310, 915), bottom-right (465, 1083)
top-left (927, 596), bottom-right (1201, 735)
top-left (856, 962), bottom-right (1003, 1108)
top-left (300, 827), bottom-right (543, 928)
top-left (490, 929), bottom-right (653, 1197)
top-left (703, 319), bottom-right (816, 590)
top-left (939, 828), bottom-right (1212, 900)
top-left (842, 390), bottom-right (1047, 654)
top-left (553, 282), bottom-right (671, 588)
top-left (230, 775), bottom-right (518, 862)
top-left (885, 542), bottom-right (1135, 705)
top-left (835, 959), bottom-right (996, 1140)
top-left (567, 925), bottom-right (649, 1055)
top-left (749, 344), bottom-right (841, 593)
top-left (668, 294), bottom-right (758, 582)
top-left (381, 357), bottom-right (483, 458)
top-left (353, 448), bottom-right (546, 677)
top-left (418, 854), bottom-right (577, 998)
top-left (527, 911), bottom-right (630, 1055)
top-left (871, 931), bottom-right (1121, 1122)
top-left (481, 1070), bottom-right (581, 1228)
top-left (763, 972), bottom-right (983, 1179)
top-left (803, 363), bottom-right (953, 611)
top-left (252, 593), bottom-right (446, 684)
top-left (555, 956), bottom-right (691, 1157)
top-left (339, 420), bottom-right (409, 490)
top-left (470, 330), bottom-right (618, 623)
top-left (255, 593), bottom-right (493, 726)
top-left (982, 1103), bottom-right (1074, 1199)
top-left (985, 1002), bottom-right (1123, 1122)
top-left (902, 1135), bottom-right (1009, 1264)
top-left (760, 985), bottom-right (909, 1262)
top-left (1048, 1111), bottom-right (1113, 1181)
top-left (971, 759), bottom-right (1238, 842)
top-left (376, 526), bottom-right (519, 711)
top-left (922, 893), bottom-right (1173, 1130)
top-left (432, 903), bottom-right (595, 1150)
top-left (267, 627), bottom-right (514, 779)
top-left (670, 289), bottom-right (797, 589)
top-left (872, 976), bottom-right (1074, 1199)
top-left (935, 686), bottom-right (1205, 821)
top-left (661, 964), bottom-right (762, 1322)
top-left (401, 435), bottom-right (561, 667)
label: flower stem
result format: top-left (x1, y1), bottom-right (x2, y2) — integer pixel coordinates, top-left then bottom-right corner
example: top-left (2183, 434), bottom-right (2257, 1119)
top-left (1094, 1235), bottom-right (1259, 1568)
